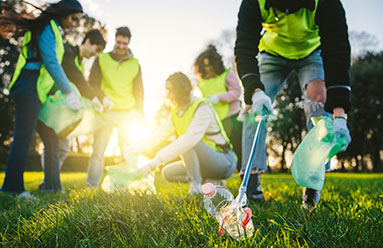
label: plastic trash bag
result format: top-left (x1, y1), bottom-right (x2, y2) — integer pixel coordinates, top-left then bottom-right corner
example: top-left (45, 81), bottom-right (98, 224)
top-left (39, 84), bottom-right (105, 138)
top-left (101, 163), bottom-right (156, 194)
top-left (291, 116), bottom-right (347, 191)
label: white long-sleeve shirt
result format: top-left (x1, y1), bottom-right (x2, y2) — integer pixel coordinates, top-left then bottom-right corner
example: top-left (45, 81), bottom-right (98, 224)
top-left (152, 101), bottom-right (227, 165)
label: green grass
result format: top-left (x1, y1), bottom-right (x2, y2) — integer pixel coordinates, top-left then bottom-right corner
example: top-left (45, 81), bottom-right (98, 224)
top-left (0, 172), bottom-right (382, 247)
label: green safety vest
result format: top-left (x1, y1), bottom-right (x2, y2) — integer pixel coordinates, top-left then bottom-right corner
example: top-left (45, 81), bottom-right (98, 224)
top-left (258, 0), bottom-right (321, 59)
top-left (9, 20), bottom-right (65, 103)
top-left (198, 69), bottom-right (230, 120)
top-left (98, 53), bottom-right (139, 110)
top-left (171, 98), bottom-right (232, 153)
top-left (74, 55), bottom-right (84, 74)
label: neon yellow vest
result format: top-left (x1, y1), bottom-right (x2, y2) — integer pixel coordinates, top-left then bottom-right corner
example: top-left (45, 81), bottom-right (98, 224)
top-left (258, 0), bottom-right (321, 59)
top-left (171, 98), bottom-right (232, 153)
top-left (9, 20), bottom-right (65, 103)
top-left (98, 53), bottom-right (139, 110)
top-left (74, 55), bottom-right (84, 74)
top-left (198, 69), bottom-right (230, 120)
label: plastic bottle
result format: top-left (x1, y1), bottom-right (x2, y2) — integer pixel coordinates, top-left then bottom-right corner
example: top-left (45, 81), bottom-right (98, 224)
top-left (202, 183), bottom-right (254, 240)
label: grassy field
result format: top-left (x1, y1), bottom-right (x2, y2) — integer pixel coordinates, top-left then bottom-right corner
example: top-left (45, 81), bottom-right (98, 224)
top-left (0, 172), bottom-right (382, 247)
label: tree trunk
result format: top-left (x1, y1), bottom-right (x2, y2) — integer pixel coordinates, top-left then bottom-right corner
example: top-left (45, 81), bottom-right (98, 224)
top-left (280, 144), bottom-right (288, 172)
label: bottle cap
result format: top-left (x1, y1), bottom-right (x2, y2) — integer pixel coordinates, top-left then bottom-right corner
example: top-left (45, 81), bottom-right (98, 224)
top-left (202, 183), bottom-right (216, 198)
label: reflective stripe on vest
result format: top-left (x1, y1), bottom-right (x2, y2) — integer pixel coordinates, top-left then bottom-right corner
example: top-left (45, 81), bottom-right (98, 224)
top-left (198, 69), bottom-right (230, 120)
top-left (9, 20), bottom-right (64, 103)
top-left (258, 0), bottom-right (320, 59)
top-left (171, 98), bottom-right (232, 153)
top-left (98, 53), bottom-right (139, 110)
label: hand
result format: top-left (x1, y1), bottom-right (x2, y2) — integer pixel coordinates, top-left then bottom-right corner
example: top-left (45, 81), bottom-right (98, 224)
top-left (102, 96), bottom-right (113, 110)
top-left (333, 117), bottom-right (351, 152)
top-left (138, 158), bottom-right (161, 177)
top-left (92, 97), bottom-right (104, 112)
top-left (237, 106), bottom-right (251, 122)
top-left (66, 91), bottom-right (82, 110)
top-left (207, 94), bottom-right (219, 104)
top-left (249, 90), bottom-right (273, 117)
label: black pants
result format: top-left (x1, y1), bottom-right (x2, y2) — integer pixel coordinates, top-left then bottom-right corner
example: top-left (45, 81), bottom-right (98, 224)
top-left (222, 114), bottom-right (243, 172)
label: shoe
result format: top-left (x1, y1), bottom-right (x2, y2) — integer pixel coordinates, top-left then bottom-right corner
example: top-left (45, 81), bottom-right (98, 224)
top-left (244, 174), bottom-right (264, 202)
top-left (202, 179), bottom-right (226, 187)
top-left (17, 191), bottom-right (38, 201)
top-left (302, 187), bottom-right (321, 210)
top-left (188, 181), bottom-right (202, 196)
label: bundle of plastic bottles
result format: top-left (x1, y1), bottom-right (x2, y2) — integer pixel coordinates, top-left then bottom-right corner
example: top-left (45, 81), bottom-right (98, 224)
top-left (202, 183), bottom-right (254, 240)
top-left (101, 163), bottom-right (156, 194)
top-left (291, 116), bottom-right (347, 191)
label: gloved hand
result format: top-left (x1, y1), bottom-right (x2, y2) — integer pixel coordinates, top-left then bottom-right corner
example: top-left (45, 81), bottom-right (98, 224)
top-left (102, 96), bottom-right (113, 110)
top-left (207, 94), bottom-right (219, 104)
top-left (138, 157), bottom-right (161, 177)
top-left (237, 107), bottom-right (247, 122)
top-left (333, 117), bottom-right (351, 152)
top-left (92, 97), bottom-right (104, 112)
top-left (249, 90), bottom-right (274, 121)
top-left (66, 91), bottom-right (82, 110)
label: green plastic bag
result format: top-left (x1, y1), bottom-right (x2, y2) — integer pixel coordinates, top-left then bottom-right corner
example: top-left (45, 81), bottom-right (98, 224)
top-left (101, 163), bottom-right (156, 194)
top-left (291, 116), bottom-right (346, 191)
top-left (39, 84), bottom-right (105, 138)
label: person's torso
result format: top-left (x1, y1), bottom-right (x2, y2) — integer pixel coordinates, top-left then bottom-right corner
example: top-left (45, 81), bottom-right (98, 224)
top-left (98, 52), bottom-right (140, 110)
top-left (198, 69), bottom-right (231, 120)
top-left (258, 0), bottom-right (321, 59)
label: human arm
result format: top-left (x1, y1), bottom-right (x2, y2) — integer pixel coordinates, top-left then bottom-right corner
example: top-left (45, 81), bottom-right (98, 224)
top-left (62, 44), bottom-right (95, 99)
top-left (316, 0), bottom-right (351, 113)
top-left (88, 56), bottom-right (106, 101)
top-left (234, 0), bottom-right (264, 105)
top-left (215, 70), bottom-right (242, 103)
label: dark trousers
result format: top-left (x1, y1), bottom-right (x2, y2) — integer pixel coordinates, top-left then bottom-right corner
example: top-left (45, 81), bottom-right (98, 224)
top-left (222, 113), bottom-right (243, 172)
top-left (1, 70), bottom-right (62, 193)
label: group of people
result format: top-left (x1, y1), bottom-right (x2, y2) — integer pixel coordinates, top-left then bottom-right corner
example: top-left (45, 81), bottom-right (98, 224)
top-left (0, 0), bottom-right (351, 209)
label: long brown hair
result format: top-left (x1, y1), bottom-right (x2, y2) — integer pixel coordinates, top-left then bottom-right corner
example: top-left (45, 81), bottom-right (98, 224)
top-left (165, 72), bottom-right (192, 107)
top-left (0, 0), bottom-right (83, 55)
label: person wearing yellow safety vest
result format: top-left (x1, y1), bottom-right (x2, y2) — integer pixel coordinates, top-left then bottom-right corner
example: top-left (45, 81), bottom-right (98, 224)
top-left (0, 0), bottom-right (83, 199)
top-left (39, 29), bottom-right (107, 191)
top-left (138, 72), bottom-right (237, 195)
top-left (86, 26), bottom-right (144, 187)
top-left (194, 44), bottom-right (243, 172)
top-left (235, 0), bottom-right (352, 208)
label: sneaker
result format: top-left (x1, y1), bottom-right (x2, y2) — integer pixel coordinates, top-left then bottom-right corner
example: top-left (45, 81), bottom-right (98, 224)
top-left (243, 173), bottom-right (264, 202)
top-left (188, 181), bottom-right (202, 196)
top-left (302, 187), bottom-right (321, 210)
top-left (17, 191), bottom-right (38, 201)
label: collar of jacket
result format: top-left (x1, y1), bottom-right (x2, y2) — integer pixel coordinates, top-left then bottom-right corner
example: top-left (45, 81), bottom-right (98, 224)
top-left (109, 48), bottom-right (134, 63)
top-left (264, 0), bottom-right (315, 14)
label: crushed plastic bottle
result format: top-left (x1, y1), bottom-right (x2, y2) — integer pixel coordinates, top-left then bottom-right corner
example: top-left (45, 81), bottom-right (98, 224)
top-left (202, 183), bottom-right (254, 240)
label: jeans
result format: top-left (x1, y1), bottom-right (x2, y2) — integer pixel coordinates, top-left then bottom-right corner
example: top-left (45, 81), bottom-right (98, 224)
top-left (41, 135), bottom-right (70, 186)
top-left (241, 50), bottom-right (329, 172)
top-left (162, 141), bottom-right (237, 184)
top-left (87, 111), bottom-right (139, 186)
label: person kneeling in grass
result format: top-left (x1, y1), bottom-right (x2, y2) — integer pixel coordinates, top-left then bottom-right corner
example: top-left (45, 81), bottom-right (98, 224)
top-left (138, 72), bottom-right (237, 195)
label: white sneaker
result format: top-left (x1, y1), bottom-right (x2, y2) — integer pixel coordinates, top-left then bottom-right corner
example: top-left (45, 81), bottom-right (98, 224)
top-left (188, 181), bottom-right (202, 196)
top-left (17, 191), bottom-right (38, 201)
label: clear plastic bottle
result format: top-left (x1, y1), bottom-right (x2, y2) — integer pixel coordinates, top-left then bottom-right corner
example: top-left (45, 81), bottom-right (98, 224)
top-left (202, 183), bottom-right (254, 240)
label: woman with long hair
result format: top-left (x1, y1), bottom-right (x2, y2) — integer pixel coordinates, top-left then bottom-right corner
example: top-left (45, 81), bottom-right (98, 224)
top-left (138, 72), bottom-right (237, 195)
top-left (194, 44), bottom-right (243, 171)
top-left (0, 0), bottom-right (83, 198)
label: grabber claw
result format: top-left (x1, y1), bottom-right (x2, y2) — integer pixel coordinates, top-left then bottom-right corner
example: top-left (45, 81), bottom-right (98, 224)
top-left (242, 208), bottom-right (252, 229)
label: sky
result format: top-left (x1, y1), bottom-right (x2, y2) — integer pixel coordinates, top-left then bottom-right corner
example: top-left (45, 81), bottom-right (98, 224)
top-left (76, 0), bottom-right (383, 119)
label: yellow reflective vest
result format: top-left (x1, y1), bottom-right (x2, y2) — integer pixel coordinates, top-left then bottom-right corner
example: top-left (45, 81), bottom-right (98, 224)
top-left (9, 20), bottom-right (65, 103)
top-left (198, 69), bottom-right (230, 120)
top-left (171, 98), bottom-right (232, 153)
top-left (98, 53), bottom-right (139, 110)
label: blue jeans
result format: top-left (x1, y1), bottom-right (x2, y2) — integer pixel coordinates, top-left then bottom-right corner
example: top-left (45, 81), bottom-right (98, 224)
top-left (1, 70), bottom-right (62, 193)
top-left (162, 141), bottom-right (237, 184)
top-left (241, 50), bottom-right (329, 172)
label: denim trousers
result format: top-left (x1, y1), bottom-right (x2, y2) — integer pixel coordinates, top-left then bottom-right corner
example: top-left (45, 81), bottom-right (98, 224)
top-left (162, 141), bottom-right (237, 184)
top-left (1, 70), bottom-right (62, 193)
top-left (87, 111), bottom-right (138, 186)
top-left (241, 50), bottom-right (329, 172)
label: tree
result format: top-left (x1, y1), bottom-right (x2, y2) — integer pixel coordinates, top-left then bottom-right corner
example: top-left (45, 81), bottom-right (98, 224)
top-left (344, 52), bottom-right (383, 171)
top-left (349, 31), bottom-right (380, 62)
